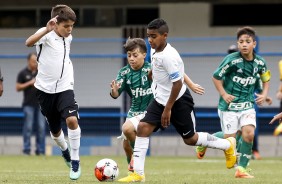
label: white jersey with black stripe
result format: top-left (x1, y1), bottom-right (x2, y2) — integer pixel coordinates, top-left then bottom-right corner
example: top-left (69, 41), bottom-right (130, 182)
top-left (150, 43), bottom-right (186, 106)
top-left (34, 27), bottom-right (74, 94)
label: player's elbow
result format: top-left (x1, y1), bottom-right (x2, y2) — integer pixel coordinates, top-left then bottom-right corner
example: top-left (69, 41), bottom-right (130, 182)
top-left (25, 38), bottom-right (35, 47)
top-left (25, 41), bottom-right (33, 47)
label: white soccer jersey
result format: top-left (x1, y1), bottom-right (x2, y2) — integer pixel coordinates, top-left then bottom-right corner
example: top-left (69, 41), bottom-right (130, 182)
top-left (151, 43), bottom-right (186, 106)
top-left (34, 27), bottom-right (74, 94)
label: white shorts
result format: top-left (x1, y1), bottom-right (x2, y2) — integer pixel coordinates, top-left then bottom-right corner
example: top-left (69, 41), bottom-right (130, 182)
top-left (218, 108), bottom-right (256, 134)
top-left (117, 113), bottom-right (145, 140)
top-left (127, 113), bottom-right (145, 131)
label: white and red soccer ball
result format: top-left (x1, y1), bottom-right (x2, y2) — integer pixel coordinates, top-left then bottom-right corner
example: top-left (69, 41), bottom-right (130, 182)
top-left (94, 158), bottom-right (119, 182)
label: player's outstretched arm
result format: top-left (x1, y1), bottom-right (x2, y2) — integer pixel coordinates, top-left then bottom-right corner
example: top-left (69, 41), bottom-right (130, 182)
top-left (184, 73), bottom-right (204, 95)
top-left (148, 70), bottom-right (152, 81)
top-left (25, 16), bottom-right (58, 47)
top-left (212, 77), bottom-right (235, 104)
top-left (269, 112), bottom-right (282, 124)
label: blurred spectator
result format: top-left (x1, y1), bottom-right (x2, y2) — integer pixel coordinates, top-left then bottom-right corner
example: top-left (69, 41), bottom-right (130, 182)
top-left (16, 52), bottom-right (46, 155)
top-left (227, 44), bottom-right (238, 54)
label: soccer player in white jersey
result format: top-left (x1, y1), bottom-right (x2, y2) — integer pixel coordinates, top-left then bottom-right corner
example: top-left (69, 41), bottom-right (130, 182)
top-left (25, 4), bottom-right (81, 180)
top-left (118, 18), bottom-right (237, 183)
top-left (112, 38), bottom-right (205, 175)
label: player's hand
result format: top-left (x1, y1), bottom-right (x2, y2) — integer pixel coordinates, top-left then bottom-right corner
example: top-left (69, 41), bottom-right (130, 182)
top-left (110, 80), bottom-right (121, 98)
top-left (161, 108), bottom-right (171, 128)
top-left (46, 15), bottom-right (58, 32)
top-left (110, 80), bottom-right (121, 92)
top-left (255, 93), bottom-right (266, 106)
top-left (222, 93), bottom-right (235, 104)
top-left (269, 112), bottom-right (282, 124)
top-left (190, 83), bottom-right (205, 95)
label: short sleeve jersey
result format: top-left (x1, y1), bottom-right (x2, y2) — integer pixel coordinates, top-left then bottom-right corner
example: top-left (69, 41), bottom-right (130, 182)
top-left (34, 27), bottom-right (74, 94)
top-left (17, 67), bottom-right (38, 106)
top-left (213, 52), bottom-right (268, 111)
top-left (150, 43), bottom-right (187, 106)
top-left (115, 62), bottom-right (153, 118)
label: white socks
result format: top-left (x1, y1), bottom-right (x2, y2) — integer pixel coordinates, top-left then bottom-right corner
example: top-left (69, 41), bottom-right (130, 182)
top-left (50, 130), bottom-right (68, 151)
top-left (50, 126), bottom-right (81, 161)
top-left (133, 136), bottom-right (149, 176)
top-left (196, 132), bottom-right (230, 150)
top-left (68, 126), bottom-right (81, 161)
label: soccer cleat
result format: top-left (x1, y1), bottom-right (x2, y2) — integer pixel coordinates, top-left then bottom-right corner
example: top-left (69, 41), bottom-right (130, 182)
top-left (118, 172), bottom-right (145, 182)
top-left (128, 155), bottom-right (134, 172)
top-left (70, 160), bottom-right (81, 180)
top-left (195, 146), bottom-right (207, 159)
top-left (235, 166), bottom-right (254, 179)
top-left (224, 137), bottom-right (237, 169)
top-left (273, 123), bottom-right (282, 136)
top-left (61, 142), bottom-right (71, 168)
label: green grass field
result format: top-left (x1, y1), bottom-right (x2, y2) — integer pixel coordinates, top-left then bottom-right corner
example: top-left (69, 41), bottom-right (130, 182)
top-left (1, 155), bottom-right (282, 184)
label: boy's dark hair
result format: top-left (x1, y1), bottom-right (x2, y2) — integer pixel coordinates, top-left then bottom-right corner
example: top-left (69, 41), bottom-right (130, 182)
top-left (237, 26), bottom-right (256, 41)
top-left (147, 18), bottom-right (169, 35)
top-left (51, 4), bottom-right (76, 23)
top-left (124, 38), bottom-right (147, 53)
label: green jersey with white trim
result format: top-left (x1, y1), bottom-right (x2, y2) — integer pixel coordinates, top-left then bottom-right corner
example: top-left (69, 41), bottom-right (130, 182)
top-left (213, 52), bottom-right (268, 112)
top-left (115, 61), bottom-right (153, 118)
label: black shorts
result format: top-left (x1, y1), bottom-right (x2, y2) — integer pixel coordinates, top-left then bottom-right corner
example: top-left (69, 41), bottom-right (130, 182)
top-left (141, 89), bottom-right (196, 139)
top-left (36, 89), bottom-right (79, 134)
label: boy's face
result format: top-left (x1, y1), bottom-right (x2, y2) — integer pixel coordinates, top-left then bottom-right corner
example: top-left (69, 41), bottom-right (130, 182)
top-left (127, 48), bottom-right (146, 70)
top-left (237, 34), bottom-right (256, 56)
top-left (147, 29), bottom-right (167, 52)
top-left (55, 20), bottom-right (75, 37)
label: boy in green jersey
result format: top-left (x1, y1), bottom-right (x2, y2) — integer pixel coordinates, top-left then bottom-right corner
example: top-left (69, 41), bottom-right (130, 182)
top-left (110, 37), bottom-right (205, 174)
top-left (196, 73), bottom-right (272, 165)
top-left (110, 38), bottom-right (152, 172)
top-left (212, 27), bottom-right (270, 178)
top-left (196, 45), bottom-right (272, 160)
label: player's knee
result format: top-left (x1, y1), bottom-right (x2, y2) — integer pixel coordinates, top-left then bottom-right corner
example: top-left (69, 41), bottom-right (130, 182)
top-left (122, 122), bottom-right (134, 136)
top-left (66, 116), bottom-right (78, 129)
top-left (136, 122), bottom-right (154, 137)
top-left (242, 133), bottom-right (254, 143)
top-left (242, 125), bottom-right (255, 142)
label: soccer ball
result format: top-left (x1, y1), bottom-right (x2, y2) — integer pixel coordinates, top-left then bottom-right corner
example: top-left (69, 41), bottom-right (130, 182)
top-left (94, 158), bottom-right (119, 182)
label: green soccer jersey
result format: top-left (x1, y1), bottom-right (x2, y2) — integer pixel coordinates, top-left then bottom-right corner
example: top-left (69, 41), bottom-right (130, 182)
top-left (213, 52), bottom-right (268, 112)
top-left (115, 61), bottom-right (153, 118)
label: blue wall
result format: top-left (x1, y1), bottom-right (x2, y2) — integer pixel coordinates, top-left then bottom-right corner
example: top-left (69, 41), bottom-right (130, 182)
top-left (0, 107), bottom-right (278, 136)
